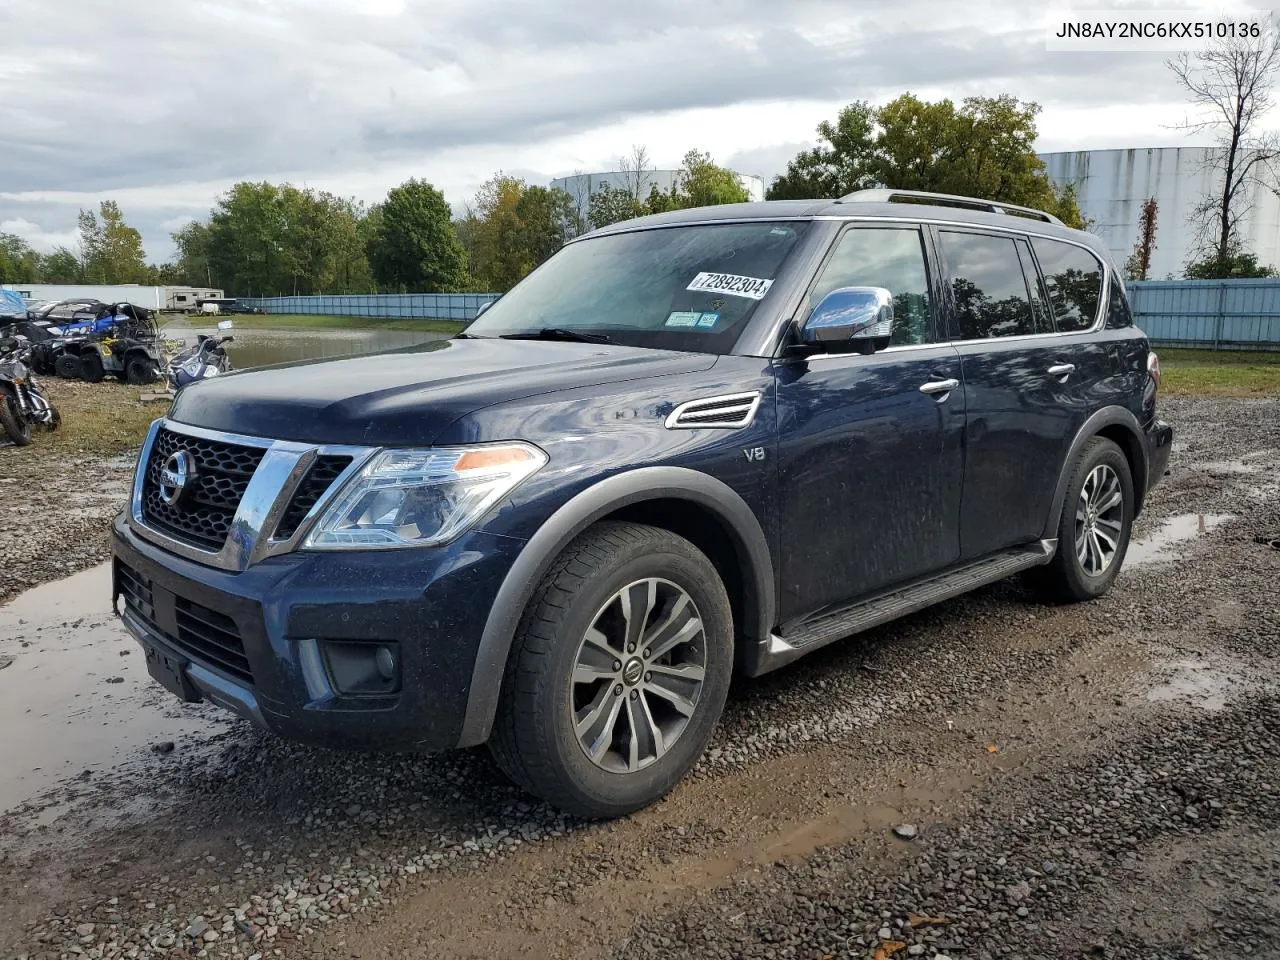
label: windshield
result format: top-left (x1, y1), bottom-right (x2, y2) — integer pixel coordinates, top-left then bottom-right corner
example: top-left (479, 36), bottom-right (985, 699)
top-left (465, 221), bottom-right (810, 353)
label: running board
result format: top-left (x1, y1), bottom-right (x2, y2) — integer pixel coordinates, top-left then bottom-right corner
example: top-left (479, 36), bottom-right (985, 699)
top-left (751, 540), bottom-right (1056, 675)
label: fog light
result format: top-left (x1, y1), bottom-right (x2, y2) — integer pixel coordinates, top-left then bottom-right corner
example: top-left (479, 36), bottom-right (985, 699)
top-left (375, 645), bottom-right (396, 680)
top-left (321, 640), bottom-right (401, 696)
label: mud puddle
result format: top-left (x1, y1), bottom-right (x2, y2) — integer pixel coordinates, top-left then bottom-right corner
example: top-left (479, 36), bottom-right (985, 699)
top-left (0, 562), bottom-right (229, 819)
top-left (1126, 512), bottom-right (1232, 567)
top-left (1144, 653), bottom-right (1262, 712)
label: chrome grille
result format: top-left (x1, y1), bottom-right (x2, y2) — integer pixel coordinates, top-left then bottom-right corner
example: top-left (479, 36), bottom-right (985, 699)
top-left (140, 427), bottom-right (266, 551)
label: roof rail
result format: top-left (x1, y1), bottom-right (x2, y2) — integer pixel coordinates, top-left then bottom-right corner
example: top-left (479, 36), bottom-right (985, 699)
top-left (836, 189), bottom-right (1064, 226)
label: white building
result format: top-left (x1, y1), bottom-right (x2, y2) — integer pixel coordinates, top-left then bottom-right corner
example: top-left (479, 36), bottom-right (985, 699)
top-left (550, 169), bottom-right (766, 221)
top-left (1039, 147), bottom-right (1280, 279)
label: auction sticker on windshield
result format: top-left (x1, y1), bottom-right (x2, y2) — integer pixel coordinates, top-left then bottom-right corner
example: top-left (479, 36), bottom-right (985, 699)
top-left (686, 272), bottom-right (774, 300)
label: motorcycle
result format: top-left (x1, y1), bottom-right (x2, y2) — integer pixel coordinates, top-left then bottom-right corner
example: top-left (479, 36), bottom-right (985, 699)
top-left (0, 335), bottom-right (61, 446)
top-left (167, 320), bottom-right (235, 390)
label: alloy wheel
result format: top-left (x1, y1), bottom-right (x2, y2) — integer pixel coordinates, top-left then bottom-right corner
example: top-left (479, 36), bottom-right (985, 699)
top-left (570, 578), bottom-right (706, 774)
top-left (1075, 463), bottom-right (1124, 576)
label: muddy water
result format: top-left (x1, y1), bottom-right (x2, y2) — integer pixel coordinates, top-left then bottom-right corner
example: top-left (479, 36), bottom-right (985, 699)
top-left (1126, 512), bottom-right (1233, 567)
top-left (0, 562), bottom-right (228, 815)
top-left (162, 323), bottom-right (450, 369)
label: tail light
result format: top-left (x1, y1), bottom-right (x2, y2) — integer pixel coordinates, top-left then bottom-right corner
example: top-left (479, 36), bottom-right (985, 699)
top-left (1147, 350), bottom-right (1161, 390)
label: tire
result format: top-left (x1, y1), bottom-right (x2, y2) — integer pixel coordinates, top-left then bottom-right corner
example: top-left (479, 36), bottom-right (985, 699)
top-left (55, 354), bottom-right (81, 379)
top-left (125, 354), bottom-right (158, 385)
top-left (1031, 437), bottom-right (1134, 602)
top-left (489, 521), bottom-right (734, 818)
top-left (80, 350), bottom-right (106, 383)
top-left (0, 393), bottom-right (30, 446)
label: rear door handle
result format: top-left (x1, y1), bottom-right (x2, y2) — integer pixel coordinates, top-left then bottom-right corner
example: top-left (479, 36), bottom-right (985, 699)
top-left (1047, 363), bottom-right (1076, 378)
top-left (919, 378), bottom-right (960, 396)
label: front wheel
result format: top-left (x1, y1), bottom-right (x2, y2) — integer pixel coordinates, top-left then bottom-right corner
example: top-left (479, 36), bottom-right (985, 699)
top-left (489, 522), bottom-right (734, 818)
top-left (0, 393), bottom-right (31, 445)
top-left (1032, 437), bottom-right (1134, 602)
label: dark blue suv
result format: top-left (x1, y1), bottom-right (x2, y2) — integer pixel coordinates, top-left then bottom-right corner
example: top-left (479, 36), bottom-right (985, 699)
top-left (111, 190), bottom-right (1173, 818)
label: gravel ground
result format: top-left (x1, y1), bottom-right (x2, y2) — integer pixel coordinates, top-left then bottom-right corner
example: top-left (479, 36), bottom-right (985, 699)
top-left (1, 395), bottom-right (1277, 960)
top-left (0, 380), bottom-right (146, 604)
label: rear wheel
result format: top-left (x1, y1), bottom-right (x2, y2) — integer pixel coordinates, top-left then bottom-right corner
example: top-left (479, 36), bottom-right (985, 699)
top-left (0, 393), bottom-right (30, 446)
top-left (125, 354), bottom-right (158, 385)
top-left (80, 350), bottom-right (105, 383)
top-left (1031, 437), bottom-right (1134, 602)
top-left (489, 522), bottom-right (733, 818)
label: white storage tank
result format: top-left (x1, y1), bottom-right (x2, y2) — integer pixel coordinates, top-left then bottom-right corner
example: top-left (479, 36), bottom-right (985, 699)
top-left (1039, 146), bottom-right (1280, 279)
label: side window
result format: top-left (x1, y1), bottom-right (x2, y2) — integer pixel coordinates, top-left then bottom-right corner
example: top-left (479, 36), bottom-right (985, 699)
top-left (1106, 276), bottom-right (1133, 328)
top-left (1030, 237), bottom-right (1104, 332)
top-left (808, 227), bottom-right (933, 345)
top-left (938, 231), bottom-right (1036, 340)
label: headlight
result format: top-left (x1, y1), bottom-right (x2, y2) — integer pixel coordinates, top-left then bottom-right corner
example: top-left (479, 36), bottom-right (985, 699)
top-left (304, 442), bottom-right (547, 549)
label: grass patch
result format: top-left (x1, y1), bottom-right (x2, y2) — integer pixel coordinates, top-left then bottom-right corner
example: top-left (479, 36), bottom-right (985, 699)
top-left (165, 314), bottom-right (467, 334)
top-left (39, 379), bottom-right (162, 458)
top-left (1157, 347), bottom-right (1280, 397)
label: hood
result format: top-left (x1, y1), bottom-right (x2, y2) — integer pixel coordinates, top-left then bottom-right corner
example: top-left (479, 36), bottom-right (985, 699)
top-left (167, 336), bottom-right (716, 446)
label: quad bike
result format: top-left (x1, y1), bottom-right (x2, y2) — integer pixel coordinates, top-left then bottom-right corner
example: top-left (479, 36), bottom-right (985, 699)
top-left (53, 304), bottom-right (166, 385)
top-left (0, 334), bottom-right (61, 445)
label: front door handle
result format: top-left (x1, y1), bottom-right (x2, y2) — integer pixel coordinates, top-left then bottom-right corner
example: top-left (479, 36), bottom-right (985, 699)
top-left (1047, 363), bottom-right (1076, 378)
top-left (919, 378), bottom-right (960, 397)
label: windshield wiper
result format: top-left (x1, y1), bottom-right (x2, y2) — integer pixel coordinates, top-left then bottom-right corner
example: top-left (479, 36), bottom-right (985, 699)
top-left (500, 327), bottom-right (612, 344)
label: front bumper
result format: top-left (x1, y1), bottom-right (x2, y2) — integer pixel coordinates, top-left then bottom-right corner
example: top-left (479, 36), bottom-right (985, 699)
top-left (1144, 417), bottom-right (1174, 495)
top-left (111, 512), bottom-right (526, 751)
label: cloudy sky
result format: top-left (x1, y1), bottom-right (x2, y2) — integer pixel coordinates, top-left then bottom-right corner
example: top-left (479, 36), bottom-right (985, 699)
top-left (0, 0), bottom-right (1272, 263)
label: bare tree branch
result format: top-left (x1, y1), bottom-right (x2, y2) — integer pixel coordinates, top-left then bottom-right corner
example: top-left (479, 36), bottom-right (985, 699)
top-left (1167, 29), bottom-right (1280, 269)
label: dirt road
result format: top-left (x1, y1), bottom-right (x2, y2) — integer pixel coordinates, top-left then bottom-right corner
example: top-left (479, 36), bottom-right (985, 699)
top-left (2, 395), bottom-right (1277, 960)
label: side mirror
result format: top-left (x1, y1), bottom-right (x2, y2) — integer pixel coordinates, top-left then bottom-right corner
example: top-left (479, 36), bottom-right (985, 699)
top-left (217, 319), bottom-right (234, 330)
top-left (800, 286), bottom-right (894, 353)
top-left (475, 300), bottom-right (496, 319)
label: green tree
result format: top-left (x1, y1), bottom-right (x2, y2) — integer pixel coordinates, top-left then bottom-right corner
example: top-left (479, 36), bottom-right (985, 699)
top-left (588, 183), bottom-right (646, 229)
top-left (78, 201), bottom-right (148, 283)
top-left (366, 178), bottom-right (466, 292)
top-left (470, 174), bottom-right (527, 291)
top-left (38, 247), bottom-right (82, 283)
top-left (172, 220), bottom-right (213, 287)
top-left (514, 185), bottom-right (578, 273)
top-left (1125, 198), bottom-right (1159, 281)
top-left (0, 233), bottom-right (40, 283)
top-left (765, 94), bottom-right (1085, 228)
top-left (204, 182), bottom-right (288, 297)
top-left (672, 150), bottom-right (750, 208)
top-left (1185, 247), bottom-right (1276, 278)
top-left (464, 178), bottom-right (579, 291)
top-left (766, 101), bottom-right (879, 200)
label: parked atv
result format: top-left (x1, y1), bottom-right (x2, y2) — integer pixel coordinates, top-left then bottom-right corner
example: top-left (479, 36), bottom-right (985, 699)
top-left (53, 303), bottom-right (166, 385)
top-left (0, 334), bottom-right (60, 445)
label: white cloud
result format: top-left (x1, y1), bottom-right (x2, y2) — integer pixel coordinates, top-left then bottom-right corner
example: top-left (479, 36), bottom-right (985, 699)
top-left (0, 218), bottom-right (78, 254)
top-left (3, 0), bottom-right (1279, 262)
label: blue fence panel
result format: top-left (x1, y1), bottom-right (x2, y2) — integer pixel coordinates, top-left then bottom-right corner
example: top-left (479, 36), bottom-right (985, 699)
top-left (245, 284), bottom-right (1280, 349)
top-left (238, 293), bottom-right (499, 322)
top-left (1128, 279), bottom-right (1280, 350)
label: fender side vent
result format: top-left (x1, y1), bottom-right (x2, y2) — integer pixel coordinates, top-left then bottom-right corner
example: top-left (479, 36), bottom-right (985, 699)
top-left (665, 392), bottom-right (762, 429)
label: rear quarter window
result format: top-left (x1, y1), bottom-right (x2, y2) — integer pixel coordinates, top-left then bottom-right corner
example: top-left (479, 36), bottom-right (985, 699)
top-left (1030, 237), bottom-right (1104, 332)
